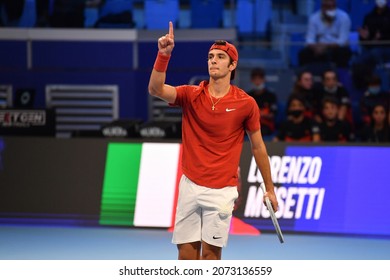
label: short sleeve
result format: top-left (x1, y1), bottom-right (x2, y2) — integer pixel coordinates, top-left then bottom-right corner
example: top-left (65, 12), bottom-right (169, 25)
top-left (172, 85), bottom-right (189, 107)
top-left (244, 97), bottom-right (261, 132)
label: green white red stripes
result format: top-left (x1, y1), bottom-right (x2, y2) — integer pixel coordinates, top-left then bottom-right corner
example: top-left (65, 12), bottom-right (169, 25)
top-left (100, 143), bottom-right (142, 226)
top-left (99, 142), bottom-right (181, 227)
top-left (134, 143), bottom-right (180, 227)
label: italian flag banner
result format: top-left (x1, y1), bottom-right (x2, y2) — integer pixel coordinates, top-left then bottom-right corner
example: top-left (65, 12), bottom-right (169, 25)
top-left (100, 142), bottom-right (182, 228)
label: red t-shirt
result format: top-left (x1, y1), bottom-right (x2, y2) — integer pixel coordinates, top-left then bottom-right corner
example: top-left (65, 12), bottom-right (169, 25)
top-left (174, 81), bottom-right (260, 188)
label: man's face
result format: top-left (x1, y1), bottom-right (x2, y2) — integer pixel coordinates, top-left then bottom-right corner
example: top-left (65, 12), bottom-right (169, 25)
top-left (251, 75), bottom-right (265, 87)
top-left (372, 105), bottom-right (386, 124)
top-left (321, 0), bottom-right (337, 19)
top-left (323, 71), bottom-right (338, 89)
top-left (289, 99), bottom-right (305, 111)
top-left (321, 0), bottom-right (336, 12)
top-left (322, 102), bottom-right (338, 120)
top-left (299, 73), bottom-right (313, 90)
top-left (208, 49), bottom-right (234, 79)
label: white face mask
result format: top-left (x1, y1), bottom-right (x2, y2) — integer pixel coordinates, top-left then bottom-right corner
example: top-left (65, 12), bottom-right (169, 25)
top-left (376, 0), bottom-right (387, 8)
top-left (325, 86), bottom-right (337, 94)
top-left (325, 9), bottom-right (337, 18)
top-left (254, 83), bottom-right (265, 90)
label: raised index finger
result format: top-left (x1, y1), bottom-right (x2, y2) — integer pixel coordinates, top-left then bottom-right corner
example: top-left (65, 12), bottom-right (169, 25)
top-left (169, 21), bottom-right (174, 39)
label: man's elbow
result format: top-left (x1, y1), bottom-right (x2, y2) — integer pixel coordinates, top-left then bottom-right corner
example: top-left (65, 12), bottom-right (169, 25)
top-left (148, 86), bottom-right (156, 96)
top-left (148, 84), bottom-right (161, 97)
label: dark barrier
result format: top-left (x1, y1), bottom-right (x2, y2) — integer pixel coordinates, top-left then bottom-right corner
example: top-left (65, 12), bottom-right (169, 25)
top-left (0, 109), bottom-right (55, 136)
top-left (0, 137), bottom-right (108, 225)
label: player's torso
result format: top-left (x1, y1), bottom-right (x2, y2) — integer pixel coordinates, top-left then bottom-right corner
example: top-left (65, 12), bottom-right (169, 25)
top-left (184, 88), bottom-right (251, 139)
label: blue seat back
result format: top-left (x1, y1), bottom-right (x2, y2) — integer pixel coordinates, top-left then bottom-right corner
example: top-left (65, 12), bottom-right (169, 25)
top-left (144, 0), bottom-right (179, 30)
top-left (235, 0), bottom-right (254, 34)
top-left (190, 0), bottom-right (223, 28)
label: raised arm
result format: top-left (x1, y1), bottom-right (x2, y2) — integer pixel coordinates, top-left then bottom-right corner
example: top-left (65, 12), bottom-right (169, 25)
top-left (148, 21), bottom-right (177, 104)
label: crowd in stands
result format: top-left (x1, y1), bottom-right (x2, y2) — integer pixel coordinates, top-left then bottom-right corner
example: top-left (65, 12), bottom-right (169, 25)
top-left (248, 65), bottom-right (389, 143)
top-left (0, 0), bottom-right (389, 142)
top-left (243, 62), bottom-right (385, 143)
top-left (246, 0), bottom-right (389, 143)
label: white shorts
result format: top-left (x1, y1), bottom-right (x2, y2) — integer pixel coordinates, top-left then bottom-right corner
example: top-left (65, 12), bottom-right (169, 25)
top-left (172, 175), bottom-right (238, 248)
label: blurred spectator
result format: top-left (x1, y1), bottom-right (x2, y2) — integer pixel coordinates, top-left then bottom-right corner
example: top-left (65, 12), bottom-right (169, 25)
top-left (87, 0), bottom-right (103, 7)
top-left (313, 69), bottom-right (352, 125)
top-left (357, 103), bottom-right (390, 142)
top-left (35, 0), bottom-right (104, 28)
top-left (247, 67), bottom-right (278, 136)
top-left (0, 0), bottom-right (24, 26)
top-left (359, 75), bottom-right (390, 127)
top-left (351, 0), bottom-right (390, 89)
top-left (298, 0), bottom-right (352, 68)
top-left (273, 95), bottom-right (316, 142)
top-left (50, 0), bottom-right (86, 28)
top-left (290, 70), bottom-right (316, 118)
top-left (35, 0), bottom-right (50, 27)
top-left (312, 96), bottom-right (352, 142)
top-left (94, 0), bottom-right (135, 28)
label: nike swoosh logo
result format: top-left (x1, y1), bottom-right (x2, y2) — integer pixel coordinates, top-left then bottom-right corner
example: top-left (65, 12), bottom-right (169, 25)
top-left (226, 108), bottom-right (236, 112)
top-left (213, 236), bottom-right (222, 239)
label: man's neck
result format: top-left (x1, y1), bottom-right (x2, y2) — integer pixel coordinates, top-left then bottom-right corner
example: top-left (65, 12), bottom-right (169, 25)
top-left (208, 79), bottom-right (231, 98)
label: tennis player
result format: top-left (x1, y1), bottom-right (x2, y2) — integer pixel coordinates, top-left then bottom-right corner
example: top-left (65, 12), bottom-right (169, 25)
top-left (148, 22), bottom-right (278, 260)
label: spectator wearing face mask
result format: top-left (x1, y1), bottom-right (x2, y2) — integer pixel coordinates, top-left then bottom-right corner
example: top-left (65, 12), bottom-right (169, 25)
top-left (352, 0), bottom-right (390, 89)
top-left (290, 70), bottom-right (316, 118)
top-left (313, 69), bottom-right (352, 125)
top-left (273, 95), bottom-right (316, 142)
top-left (298, 0), bottom-right (352, 68)
top-left (359, 75), bottom-right (390, 127)
top-left (247, 67), bottom-right (278, 136)
top-left (312, 96), bottom-right (352, 142)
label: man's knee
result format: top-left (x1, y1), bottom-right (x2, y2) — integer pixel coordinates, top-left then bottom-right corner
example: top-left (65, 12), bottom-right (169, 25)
top-left (177, 242), bottom-right (201, 260)
top-left (201, 242), bottom-right (222, 260)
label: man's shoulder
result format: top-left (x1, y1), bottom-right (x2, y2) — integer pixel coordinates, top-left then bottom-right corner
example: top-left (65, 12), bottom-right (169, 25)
top-left (231, 86), bottom-right (259, 107)
top-left (232, 85), bottom-right (251, 98)
top-left (176, 83), bottom-right (202, 90)
top-left (176, 81), bottom-right (206, 93)
top-left (336, 8), bottom-right (351, 21)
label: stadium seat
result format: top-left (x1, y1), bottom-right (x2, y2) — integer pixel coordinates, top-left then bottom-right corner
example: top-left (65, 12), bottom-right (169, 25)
top-left (349, 31), bottom-right (361, 55)
top-left (190, 0), bottom-right (223, 28)
top-left (18, 0), bottom-right (36, 27)
top-left (144, 0), bottom-right (179, 30)
top-left (254, 0), bottom-right (271, 36)
top-left (289, 32), bottom-right (305, 67)
top-left (350, 0), bottom-right (375, 31)
top-left (236, 0), bottom-right (271, 39)
top-left (236, 0), bottom-right (254, 37)
top-left (95, 0), bottom-right (134, 28)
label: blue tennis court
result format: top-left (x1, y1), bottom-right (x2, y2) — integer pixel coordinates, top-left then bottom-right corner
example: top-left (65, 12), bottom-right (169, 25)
top-left (1, 224), bottom-right (389, 260)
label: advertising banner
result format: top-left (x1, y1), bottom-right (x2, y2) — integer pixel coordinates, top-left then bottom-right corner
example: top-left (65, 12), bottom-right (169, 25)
top-left (235, 142), bottom-right (390, 236)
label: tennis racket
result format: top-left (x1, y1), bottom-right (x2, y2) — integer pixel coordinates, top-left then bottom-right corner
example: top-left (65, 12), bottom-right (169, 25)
top-left (260, 182), bottom-right (284, 243)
